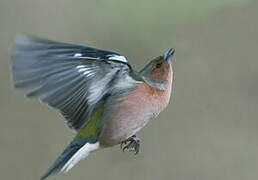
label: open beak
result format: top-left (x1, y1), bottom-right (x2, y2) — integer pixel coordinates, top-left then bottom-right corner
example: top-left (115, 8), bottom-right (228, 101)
top-left (163, 48), bottom-right (175, 64)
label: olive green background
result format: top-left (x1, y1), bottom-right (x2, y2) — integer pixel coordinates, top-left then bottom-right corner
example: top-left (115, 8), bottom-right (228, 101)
top-left (0, 0), bottom-right (257, 180)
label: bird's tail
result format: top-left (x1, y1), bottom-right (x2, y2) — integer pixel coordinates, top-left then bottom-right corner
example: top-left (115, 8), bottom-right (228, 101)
top-left (41, 137), bottom-right (99, 180)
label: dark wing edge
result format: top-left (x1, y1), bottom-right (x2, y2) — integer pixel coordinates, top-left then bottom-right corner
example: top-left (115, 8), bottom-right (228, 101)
top-left (12, 34), bottom-right (131, 65)
top-left (10, 34), bottom-right (133, 132)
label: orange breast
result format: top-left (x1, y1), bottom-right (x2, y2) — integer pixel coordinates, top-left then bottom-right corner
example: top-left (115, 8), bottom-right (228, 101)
top-left (99, 65), bottom-right (173, 147)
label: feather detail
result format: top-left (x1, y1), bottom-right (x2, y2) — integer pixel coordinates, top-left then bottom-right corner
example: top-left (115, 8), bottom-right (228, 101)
top-left (41, 138), bottom-right (99, 180)
top-left (61, 142), bottom-right (99, 172)
top-left (10, 35), bottom-right (138, 132)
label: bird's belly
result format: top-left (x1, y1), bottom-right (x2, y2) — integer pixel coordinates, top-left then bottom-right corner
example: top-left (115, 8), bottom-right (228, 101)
top-left (99, 105), bottom-right (154, 147)
top-left (99, 81), bottom-right (171, 147)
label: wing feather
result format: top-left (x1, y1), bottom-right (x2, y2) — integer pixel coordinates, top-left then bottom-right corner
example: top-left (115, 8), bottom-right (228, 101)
top-left (10, 35), bottom-right (136, 131)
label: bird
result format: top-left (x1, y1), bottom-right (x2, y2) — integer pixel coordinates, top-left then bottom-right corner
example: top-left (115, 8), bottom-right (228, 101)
top-left (10, 35), bottom-right (175, 180)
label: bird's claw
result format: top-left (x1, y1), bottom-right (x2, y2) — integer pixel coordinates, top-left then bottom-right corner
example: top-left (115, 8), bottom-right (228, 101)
top-left (120, 135), bottom-right (141, 155)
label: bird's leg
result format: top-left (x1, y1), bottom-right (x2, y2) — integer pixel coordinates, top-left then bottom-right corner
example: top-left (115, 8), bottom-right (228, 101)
top-left (120, 135), bottom-right (141, 154)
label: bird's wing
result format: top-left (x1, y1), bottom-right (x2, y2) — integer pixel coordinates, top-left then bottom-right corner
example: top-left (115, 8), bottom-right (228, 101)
top-left (11, 35), bottom-right (136, 132)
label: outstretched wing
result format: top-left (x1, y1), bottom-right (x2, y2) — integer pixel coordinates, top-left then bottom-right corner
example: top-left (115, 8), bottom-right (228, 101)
top-left (10, 35), bottom-right (135, 131)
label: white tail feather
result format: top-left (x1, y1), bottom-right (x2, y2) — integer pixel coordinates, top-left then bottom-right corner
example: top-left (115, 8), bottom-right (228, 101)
top-left (61, 142), bottom-right (100, 172)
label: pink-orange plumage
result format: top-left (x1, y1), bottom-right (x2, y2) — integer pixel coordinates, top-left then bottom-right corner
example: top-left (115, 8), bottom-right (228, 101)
top-left (10, 35), bottom-right (175, 179)
top-left (100, 61), bottom-right (173, 147)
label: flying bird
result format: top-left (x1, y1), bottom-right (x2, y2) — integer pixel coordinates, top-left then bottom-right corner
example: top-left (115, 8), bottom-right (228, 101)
top-left (10, 35), bottom-right (175, 179)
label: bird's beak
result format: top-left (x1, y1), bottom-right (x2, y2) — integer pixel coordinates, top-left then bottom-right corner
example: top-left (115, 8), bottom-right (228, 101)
top-left (163, 48), bottom-right (175, 64)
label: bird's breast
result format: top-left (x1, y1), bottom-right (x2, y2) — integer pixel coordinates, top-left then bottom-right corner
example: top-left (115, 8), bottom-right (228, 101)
top-left (99, 67), bottom-right (173, 147)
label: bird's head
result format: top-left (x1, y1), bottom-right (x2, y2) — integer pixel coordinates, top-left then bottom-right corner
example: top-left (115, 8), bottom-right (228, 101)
top-left (139, 48), bottom-right (175, 90)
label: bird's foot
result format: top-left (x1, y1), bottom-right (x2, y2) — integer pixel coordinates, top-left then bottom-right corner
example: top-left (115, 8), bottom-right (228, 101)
top-left (120, 135), bottom-right (141, 154)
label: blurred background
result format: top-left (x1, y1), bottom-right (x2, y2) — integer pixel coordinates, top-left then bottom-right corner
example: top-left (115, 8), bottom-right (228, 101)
top-left (0, 0), bottom-right (258, 180)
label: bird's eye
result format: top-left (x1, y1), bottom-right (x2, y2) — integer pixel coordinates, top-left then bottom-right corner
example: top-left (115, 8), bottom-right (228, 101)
top-left (156, 62), bottom-right (162, 68)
